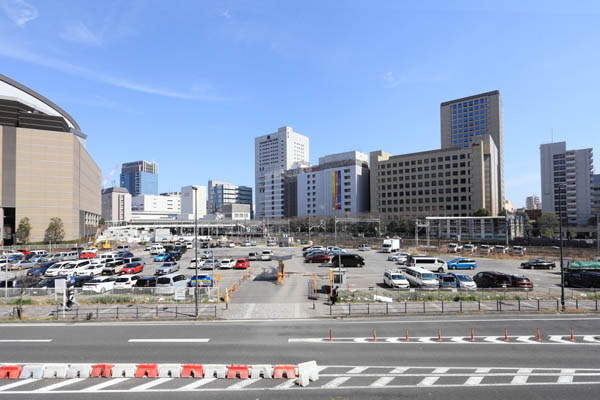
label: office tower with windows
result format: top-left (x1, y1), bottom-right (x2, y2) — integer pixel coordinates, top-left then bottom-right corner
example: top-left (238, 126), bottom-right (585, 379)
top-left (207, 180), bottom-right (253, 216)
top-left (440, 91), bottom-right (504, 213)
top-left (120, 160), bottom-right (158, 196)
top-left (525, 195), bottom-right (541, 210)
top-left (540, 142), bottom-right (593, 225)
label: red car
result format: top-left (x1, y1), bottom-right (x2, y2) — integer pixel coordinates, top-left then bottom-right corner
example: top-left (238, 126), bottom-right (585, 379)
top-left (307, 253), bottom-right (330, 263)
top-left (120, 262), bottom-right (144, 275)
top-left (80, 251), bottom-right (96, 259)
top-left (509, 275), bottom-right (534, 289)
top-left (17, 249), bottom-right (30, 255)
top-left (235, 258), bottom-right (250, 269)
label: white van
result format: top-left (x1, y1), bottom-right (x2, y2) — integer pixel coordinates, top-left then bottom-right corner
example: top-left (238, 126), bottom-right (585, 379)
top-left (156, 273), bottom-right (188, 294)
top-left (96, 253), bottom-right (117, 263)
top-left (404, 267), bottom-right (440, 289)
top-left (150, 245), bottom-right (165, 255)
top-left (117, 245), bottom-right (130, 252)
top-left (58, 260), bottom-right (91, 277)
top-left (62, 251), bottom-right (79, 261)
top-left (408, 256), bottom-right (447, 273)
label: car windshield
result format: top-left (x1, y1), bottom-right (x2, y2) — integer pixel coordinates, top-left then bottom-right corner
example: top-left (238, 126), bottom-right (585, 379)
top-left (116, 278), bottom-right (128, 283)
top-left (391, 274), bottom-right (404, 280)
top-left (88, 279), bottom-right (102, 283)
top-left (157, 277), bottom-right (171, 284)
top-left (422, 273), bottom-right (436, 280)
top-left (236, 259), bottom-right (245, 263)
top-left (456, 275), bottom-right (473, 282)
top-left (442, 277), bottom-right (456, 282)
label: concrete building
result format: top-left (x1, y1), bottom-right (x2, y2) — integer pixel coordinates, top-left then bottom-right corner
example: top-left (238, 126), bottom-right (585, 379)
top-left (181, 185), bottom-right (207, 218)
top-left (440, 91), bottom-right (505, 213)
top-left (120, 160), bottom-right (158, 196)
top-left (222, 203), bottom-right (251, 220)
top-left (525, 195), bottom-right (541, 210)
top-left (295, 151), bottom-right (370, 217)
top-left (207, 180), bottom-right (252, 216)
top-left (370, 134), bottom-right (499, 218)
top-left (540, 142), bottom-right (594, 225)
top-left (132, 193), bottom-right (181, 213)
top-left (255, 126), bottom-right (309, 219)
top-left (101, 187), bottom-right (131, 223)
top-left (591, 174), bottom-right (600, 217)
top-left (0, 74), bottom-right (101, 244)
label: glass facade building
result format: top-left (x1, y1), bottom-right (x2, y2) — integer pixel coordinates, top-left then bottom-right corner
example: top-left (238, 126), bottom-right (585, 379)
top-left (120, 161), bottom-right (158, 196)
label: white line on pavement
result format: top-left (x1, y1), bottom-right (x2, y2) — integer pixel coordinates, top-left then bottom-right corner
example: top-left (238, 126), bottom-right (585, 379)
top-left (176, 378), bottom-right (216, 390)
top-left (370, 377), bottom-right (395, 387)
top-left (272, 379), bottom-right (297, 389)
top-left (33, 378), bottom-right (84, 392)
top-left (511, 368), bottom-right (532, 384)
top-left (390, 367), bottom-right (409, 374)
top-left (465, 376), bottom-right (484, 385)
top-left (322, 377), bottom-right (351, 388)
top-left (433, 368), bottom-right (449, 374)
top-left (81, 378), bottom-right (130, 392)
top-left (0, 379), bottom-right (38, 392)
top-left (0, 340), bottom-right (52, 343)
top-left (558, 369), bottom-right (575, 383)
top-left (418, 377), bottom-right (440, 386)
top-left (130, 378), bottom-right (173, 391)
top-left (227, 379), bottom-right (260, 390)
top-left (128, 339), bottom-right (210, 343)
top-left (347, 367), bottom-right (368, 374)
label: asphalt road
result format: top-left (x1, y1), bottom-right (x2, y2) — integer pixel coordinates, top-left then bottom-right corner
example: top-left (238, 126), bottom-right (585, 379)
top-left (1, 314), bottom-right (600, 398)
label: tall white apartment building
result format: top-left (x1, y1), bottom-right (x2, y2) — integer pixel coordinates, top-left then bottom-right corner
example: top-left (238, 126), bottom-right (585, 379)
top-left (181, 185), bottom-right (207, 218)
top-left (255, 126), bottom-right (309, 219)
top-left (525, 195), bottom-right (541, 210)
top-left (132, 193), bottom-right (181, 213)
top-left (297, 151), bottom-right (370, 217)
top-left (540, 142), bottom-right (594, 225)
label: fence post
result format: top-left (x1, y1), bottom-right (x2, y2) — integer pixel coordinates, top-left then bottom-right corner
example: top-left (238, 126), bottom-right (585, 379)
top-left (136, 306), bottom-right (139, 319)
top-left (175, 306), bottom-right (178, 319)
top-left (367, 303), bottom-right (370, 315)
top-left (329, 304), bottom-right (332, 315)
top-left (405, 301), bottom-right (407, 313)
top-left (460, 301), bottom-right (462, 313)
top-left (576, 299), bottom-right (578, 310)
top-left (556, 299), bottom-right (559, 312)
top-left (596, 297), bottom-right (598, 312)
top-left (478, 299), bottom-right (481, 311)
top-left (55, 304), bottom-right (59, 320)
top-left (537, 299), bottom-right (540, 311)
top-left (348, 303), bottom-right (351, 315)
top-left (156, 305), bottom-right (158, 317)
top-left (441, 300), bottom-right (444, 313)
top-left (518, 299), bottom-right (520, 312)
top-left (116, 307), bottom-right (119, 319)
top-left (214, 304), bottom-right (217, 318)
top-left (499, 300), bottom-right (502, 312)
top-left (76, 308), bottom-right (79, 320)
top-left (96, 306), bottom-right (99, 320)
top-left (386, 302), bottom-right (388, 315)
top-left (423, 301), bottom-right (425, 313)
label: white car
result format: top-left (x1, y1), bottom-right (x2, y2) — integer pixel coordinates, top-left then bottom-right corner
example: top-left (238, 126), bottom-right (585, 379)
top-left (219, 259), bottom-right (235, 269)
top-left (227, 242), bottom-right (235, 248)
top-left (261, 250), bottom-right (273, 261)
top-left (83, 277), bottom-right (116, 293)
top-left (202, 259), bottom-right (220, 270)
top-left (387, 252), bottom-right (408, 262)
top-left (58, 260), bottom-right (91, 277)
top-left (448, 272), bottom-right (478, 290)
top-left (199, 250), bottom-right (213, 259)
top-left (383, 270), bottom-right (410, 289)
top-left (242, 240), bottom-right (251, 247)
top-left (463, 244), bottom-right (477, 253)
top-left (358, 244), bottom-right (371, 251)
top-left (267, 240), bottom-right (277, 247)
top-left (78, 263), bottom-right (105, 277)
top-left (114, 275), bottom-right (140, 289)
top-left (189, 258), bottom-right (205, 269)
top-left (185, 241), bottom-right (193, 249)
top-left (447, 243), bottom-right (463, 253)
top-left (44, 262), bottom-right (69, 277)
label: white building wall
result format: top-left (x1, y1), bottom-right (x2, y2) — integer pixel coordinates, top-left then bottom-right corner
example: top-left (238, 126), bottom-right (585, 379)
top-left (132, 194), bottom-right (181, 213)
top-left (181, 185), bottom-right (207, 218)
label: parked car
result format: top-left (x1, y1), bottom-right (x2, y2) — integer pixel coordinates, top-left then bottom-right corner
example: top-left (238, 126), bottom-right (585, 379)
top-left (493, 245), bottom-right (507, 254)
top-left (404, 267), bottom-right (440, 289)
top-left (135, 276), bottom-right (157, 288)
top-left (117, 251), bottom-right (134, 259)
top-left (242, 240), bottom-right (251, 247)
top-left (261, 250), bottom-right (274, 261)
top-left (331, 253), bottom-right (365, 268)
top-left (387, 252), bottom-right (408, 262)
top-left (72, 275), bottom-right (94, 288)
top-left (565, 270), bottom-right (600, 288)
top-left (478, 245), bottom-right (491, 255)
top-left (446, 258), bottom-right (477, 270)
top-left (302, 246), bottom-right (324, 256)
top-left (8, 258), bottom-right (37, 270)
top-left (200, 250), bottom-right (213, 259)
top-left (473, 271), bottom-right (512, 288)
top-left (80, 250), bottom-right (97, 259)
top-left (267, 240), bottom-right (277, 247)
top-left (79, 263), bottom-right (105, 277)
top-left (447, 243), bottom-right (463, 253)
top-left (235, 259), bottom-right (250, 269)
top-left (114, 275), bottom-right (141, 289)
top-left (156, 273), bottom-right (188, 294)
top-left (219, 259), bottom-right (235, 269)
top-left (462, 244), bottom-right (477, 253)
top-left (512, 246), bottom-right (526, 256)
top-left (83, 277), bottom-right (116, 293)
top-left (58, 260), bottom-right (92, 277)
top-left (189, 258), bottom-right (205, 269)
top-left (33, 277), bottom-right (68, 289)
top-left (448, 272), bottom-right (478, 290)
top-left (189, 274), bottom-right (212, 287)
top-left (27, 261), bottom-right (57, 277)
top-left (156, 262), bottom-right (180, 275)
top-left (44, 261), bottom-right (69, 277)
top-left (306, 253), bottom-right (330, 263)
top-left (521, 259), bottom-right (556, 269)
top-left (383, 270), bottom-right (410, 288)
top-left (120, 262), bottom-right (144, 275)
top-left (407, 256), bottom-right (447, 273)
top-left (327, 247), bottom-right (346, 256)
top-left (101, 259), bottom-right (126, 275)
top-left (154, 253), bottom-right (172, 262)
top-left (202, 259), bottom-right (221, 270)
top-left (248, 252), bottom-right (259, 261)
top-left (436, 273), bottom-right (458, 289)
top-left (358, 244), bottom-right (371, 251)
top-left (167, 251), bottom-right (182, 261)
top-left (509, 274), bottom-right (533, 289)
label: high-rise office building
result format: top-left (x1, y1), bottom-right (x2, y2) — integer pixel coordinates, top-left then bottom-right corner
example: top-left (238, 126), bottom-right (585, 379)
top-left (255, 126), bottom-right (309, 219)
top-left (120, 160), bottom-right (158, 196)
top-left (525, 195), bottom-right (541, 210)
top-left (540, 142), bottom-right (594, 226)
top-left (101, 187), bottom-right (132, 222)
top-left (207, 180), bottom-right (252, 216)
top-left (440, 90), bottom-right (504, 213)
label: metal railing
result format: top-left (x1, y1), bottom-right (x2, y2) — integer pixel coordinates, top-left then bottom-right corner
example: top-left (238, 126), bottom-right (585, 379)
top-left (49, 304), bottom-right (218, 320)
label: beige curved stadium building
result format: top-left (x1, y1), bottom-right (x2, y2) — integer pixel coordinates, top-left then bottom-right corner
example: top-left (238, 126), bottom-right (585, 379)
top-left (0, 74), bottom-right (101, 245)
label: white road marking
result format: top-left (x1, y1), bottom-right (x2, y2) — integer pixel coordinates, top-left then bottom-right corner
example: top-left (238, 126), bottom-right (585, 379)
top-left (130, 378), bottom-right (173, 391)
top-left (583, 335), bottom-right (598, 342)
top-left (558, 369), bottom-right (575, 383)
top-left (370, 377), bottom-right (395, 387)
top-left (511, 368), bottom-right (532, 384)
top-left (418, 376), bottom-right (439, 386)
top-left (322, 377), bottom-right (351, 388)
top-left (81, 378), bottom-right (130, 392)
top-left (517, 336), bottom-right (538, 344)
top-left (451, 336), bottom-right (468, 343)
top-left (433, 368), bottom-right (449, 374)
top-left (227, 379), bottom-right (260, 390)
top-left (176, 378), bottom-right (216, 390)
top-left (273, 379), bottom-right (297, 389)
top-left (0, 340), bottom-right (52, 343)
top-left (465, 376), bottom-right (484, 385)
top-left (475, 368), bottom-right (491, 373)
top-left (347, 367), bottom-right (368, 373)
top-left (34, 378), bottom-right (84, 392)
top-left (0, 379), bottom-right (38, 391)
top-left (390, 367), bottom-right (408, 374)
top-left (128, 338), bottom-right (210, 343)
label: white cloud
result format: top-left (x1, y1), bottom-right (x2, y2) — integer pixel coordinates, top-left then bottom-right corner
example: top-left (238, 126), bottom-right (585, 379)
top-left (221, 9), bottom-right (231, 18)
top-left (384, 71), bottom-right (400, 88)
top-left (0, 42), bottom-right (225, 101)
top-left (0, 0), bottom-right (38, 27)
top-left (60, 22), bottom-right (103, 46)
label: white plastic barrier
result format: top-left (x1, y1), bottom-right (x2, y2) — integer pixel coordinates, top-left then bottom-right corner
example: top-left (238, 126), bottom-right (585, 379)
top-left (66, 364), bottom-right (92, 378)
top-left (43, 364), bottom-right (67, 379)
top-left (297, 361), bottom-right (319, 387)
top-left (250, 365), bottom-right (273, 379)
top-left (204, 364), bottom-right (227, 379)
top-left (158, 364), bottom-right (182, 378)
top-left (111, 364), bottom-right (137, 378)
top-left (19, 365), bottom-right (44, 379)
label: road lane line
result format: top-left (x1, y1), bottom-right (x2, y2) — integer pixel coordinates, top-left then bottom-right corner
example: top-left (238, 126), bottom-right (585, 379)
top-left (34, 378), bottom-right (84, 392)
top-left (227, 379), bottom-right (260, 390)
top-left (347, 367), bottom-right (368, 374)
top-left (418, 377), bottom-right (439, 386)
top-left (273, 379), bottom-right (297, 389)
top-left (176, 378), bottom-right (216, 390)
top-left (0, 379), bottom-right (38, 391)
top-left (81, 378), bottom-right (130, 392)
top-left (511, 368), bottom-right (532, 384)
top-left (130, 378), bottom-right (173, 391)
top-left (128, 339), bottom-right (210, 343)
top-left (475, 368), bottom-right (490, 373)
top-left (465, 376), bottom-right (484, 385)
top-left (322, 377), bottom-right (351, 388)
top-left (517, 336), bottom-right (538, 344)
top-left (390, 367), bottom-right (408, 374)
top-left (433, 368), bottom-right (449, 374)
top-left (558, 369), bottom-right (575, 383)
top-left (370, 377), bottom-right (394, 387)
top-left (583, 335), bottom-right (598, 342)
top-left (0, 340), bottom-right (52, 343)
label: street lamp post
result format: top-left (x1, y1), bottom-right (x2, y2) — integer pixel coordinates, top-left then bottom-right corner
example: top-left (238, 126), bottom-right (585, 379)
top-left (558, 185), bottom-right (565, 311)
top-left (192, 186), bottom-right (198, 318)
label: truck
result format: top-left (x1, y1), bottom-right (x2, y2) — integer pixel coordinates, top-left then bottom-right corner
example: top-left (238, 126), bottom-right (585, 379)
top-left (567, 261), bottom-right (600, 271)
top-left (382, 239), bottom-right (400, 253)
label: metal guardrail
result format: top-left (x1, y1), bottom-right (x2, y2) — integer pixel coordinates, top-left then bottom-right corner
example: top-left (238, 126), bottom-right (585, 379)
top-left (0, 286), bottom-right (216, 301)
top-left (48, 304), bottom-right (218, 320)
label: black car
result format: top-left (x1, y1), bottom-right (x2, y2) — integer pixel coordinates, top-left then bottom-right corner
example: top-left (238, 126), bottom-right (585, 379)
top-left (521, 259), bottom-right (556, 269)
top-left (201, 242), bottom-right (209, 249)
top-left (73, 275), bottom-right (94, 288)
top-left (134, 276), bottom-right (157, 287)
top-left (209, 242), bottom-right (218, 248)
top-left (167, 251), bottom-right (182, 261)
top-left (565, 271), bottom-right (600, 288)
top-left (473, 271), bottom-right (512, 288)
top-left (117, 251), bottom-right (134, 258)
top-left (331, 254), bottom-right (365, 268)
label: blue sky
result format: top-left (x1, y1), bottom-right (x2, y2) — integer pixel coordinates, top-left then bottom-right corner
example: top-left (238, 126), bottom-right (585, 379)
top-left (1, 0), bottom-right (599, 208)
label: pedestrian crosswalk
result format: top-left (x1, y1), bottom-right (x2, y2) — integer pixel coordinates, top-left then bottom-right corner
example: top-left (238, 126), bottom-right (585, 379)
top-left (1, 365), bottom-right (599, 393)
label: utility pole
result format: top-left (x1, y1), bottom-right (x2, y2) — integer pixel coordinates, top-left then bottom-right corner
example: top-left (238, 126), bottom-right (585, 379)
top-left (415, 219), bottom-right (418, 248)
top-left (597, 213), bottom-right (599, 257)
top-left (558, 185), bottom-right (565, 311)
top-left (193, 186), bottom-right (198, 317)
top-left (505, 211), bottom-right (510, 248)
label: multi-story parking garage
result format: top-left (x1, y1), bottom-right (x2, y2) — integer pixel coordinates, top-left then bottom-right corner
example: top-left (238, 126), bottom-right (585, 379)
top-left (0, 74), bottom-right (101, 244)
